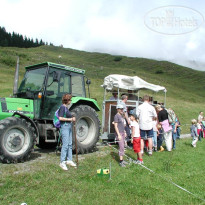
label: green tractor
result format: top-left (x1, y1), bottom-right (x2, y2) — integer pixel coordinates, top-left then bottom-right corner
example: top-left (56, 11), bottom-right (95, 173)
top-left (0, 60), bottom-right (100, 163)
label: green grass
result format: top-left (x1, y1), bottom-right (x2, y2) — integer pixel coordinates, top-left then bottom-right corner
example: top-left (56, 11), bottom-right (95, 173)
top-left (0, 138), bottom-right (205, 205)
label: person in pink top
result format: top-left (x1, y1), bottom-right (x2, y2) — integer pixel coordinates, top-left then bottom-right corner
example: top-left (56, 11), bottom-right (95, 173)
top-left (197, 120), bottom-right (203, 141)
top-left (155, 105), bottom-right (172, 151)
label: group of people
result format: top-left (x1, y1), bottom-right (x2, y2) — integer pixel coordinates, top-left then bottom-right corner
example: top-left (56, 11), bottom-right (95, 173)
top-left (190, 111), bottom-right (205, 147)
top-left (114, 94), bottom-right (181, 167)
top-left (57, 92), bottom-right (201, 171)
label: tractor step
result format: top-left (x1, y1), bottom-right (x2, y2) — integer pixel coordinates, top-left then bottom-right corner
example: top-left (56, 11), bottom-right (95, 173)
top-left (45, 127), bottom-right (58, 143)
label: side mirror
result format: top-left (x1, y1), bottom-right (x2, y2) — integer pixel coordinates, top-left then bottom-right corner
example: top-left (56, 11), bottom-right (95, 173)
top-left (46, 90), bottom-right (54, 96)
top-left (53, 71), bottom-right (61, 82)
top-left (86, 79), bottom-right (91, 85)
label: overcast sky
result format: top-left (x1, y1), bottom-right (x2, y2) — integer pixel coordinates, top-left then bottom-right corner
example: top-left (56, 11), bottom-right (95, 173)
top-left (0, 0), bottom-right (205, 71)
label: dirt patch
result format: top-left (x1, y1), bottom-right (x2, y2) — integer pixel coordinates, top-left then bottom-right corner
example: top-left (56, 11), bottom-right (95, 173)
top-left (0, 145), bottom-right (110, 175)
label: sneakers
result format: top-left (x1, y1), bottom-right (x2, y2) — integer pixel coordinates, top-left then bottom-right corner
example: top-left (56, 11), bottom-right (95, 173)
top-left (122, 160), bottom-right (129, 165)
top-left (133, 160), bottom-right (144, 165)
top-left (66, 160), bottom-right (77, 167)
top-left (119, 162), bottom-right (126, 167)
top-left (59, 162), bottom-right (68, 171)
top-left (148, 150), bottom-right (152, 156)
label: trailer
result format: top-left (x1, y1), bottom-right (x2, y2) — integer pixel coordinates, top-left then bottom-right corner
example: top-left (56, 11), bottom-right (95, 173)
top-left (101, 74), bottom-right (166, 141)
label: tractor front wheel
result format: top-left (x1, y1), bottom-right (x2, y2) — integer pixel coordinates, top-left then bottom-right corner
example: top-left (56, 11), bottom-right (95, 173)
top-left (0, 117), bottom-right (36, 163)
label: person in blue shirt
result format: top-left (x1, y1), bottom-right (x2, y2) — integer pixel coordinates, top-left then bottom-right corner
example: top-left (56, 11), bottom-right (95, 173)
top-left (58, 94), bottom-right (76, 171)
top-left (190, 119), bottom-right (198, 147)
top-left (176, 116), bottom-right (181, 139)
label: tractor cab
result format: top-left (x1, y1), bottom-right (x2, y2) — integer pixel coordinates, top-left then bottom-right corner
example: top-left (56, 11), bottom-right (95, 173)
top-left (17, 62), bottom-right (86, 120)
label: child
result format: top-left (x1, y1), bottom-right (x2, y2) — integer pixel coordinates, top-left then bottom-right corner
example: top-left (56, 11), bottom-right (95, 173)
top-left (157, 123), bottom-right (164, 152)
top-left (152, 117), bottom-right (158, 152)
top-left (202, 117), bottom-right (205, 138)
top-left (114, 104), bottom-right (128, 167)
top-left (197, 120), bottom-right (203, 141)
top-left (130, 113), bottom-right (143, 164)
top-left (191, 119), bottom-right (198, 147)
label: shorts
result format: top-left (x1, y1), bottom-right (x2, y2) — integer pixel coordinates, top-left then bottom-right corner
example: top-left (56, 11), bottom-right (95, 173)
top-left (140, 129), bottom-right (153, 139)
top-left (133, 137), bottom-right (141, 153)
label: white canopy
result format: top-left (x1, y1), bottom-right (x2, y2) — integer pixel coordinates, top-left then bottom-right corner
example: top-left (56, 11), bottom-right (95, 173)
top-left (101, 74), bottom-right (166, 92)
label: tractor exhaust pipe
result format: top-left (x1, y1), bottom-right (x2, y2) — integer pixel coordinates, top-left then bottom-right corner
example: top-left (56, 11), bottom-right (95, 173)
top-left (13, 56), bottom-right (19, 97)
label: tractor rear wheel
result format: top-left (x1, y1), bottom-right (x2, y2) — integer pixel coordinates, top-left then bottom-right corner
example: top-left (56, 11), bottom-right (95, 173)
top-left (0, 117), bottom-right (36, 163)
top-left (71, 105), bottom-right (100, 154)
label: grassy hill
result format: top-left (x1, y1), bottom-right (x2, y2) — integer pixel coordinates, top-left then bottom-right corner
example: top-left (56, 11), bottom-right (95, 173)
top-left (0, 45), bottom-right (204, 133)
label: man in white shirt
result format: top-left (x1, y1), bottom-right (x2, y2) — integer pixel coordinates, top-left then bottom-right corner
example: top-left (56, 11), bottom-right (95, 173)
top-left (136, 95), bottom-right (157, 156)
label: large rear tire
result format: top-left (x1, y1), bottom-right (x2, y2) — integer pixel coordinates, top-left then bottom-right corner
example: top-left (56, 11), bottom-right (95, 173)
top-left (0, 117), bottom-right (36, 163)
top-left (71, 105), bottom-right (100, 154)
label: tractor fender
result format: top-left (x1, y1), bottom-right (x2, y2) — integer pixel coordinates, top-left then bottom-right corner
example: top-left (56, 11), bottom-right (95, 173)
top-left (12, 112), bottom-right (39, 140)
top-left (71, 98), bottom-right (100, 111)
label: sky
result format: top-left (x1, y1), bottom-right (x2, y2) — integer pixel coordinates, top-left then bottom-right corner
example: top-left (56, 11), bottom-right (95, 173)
top-left (0, 0), bottom-right (205, 71)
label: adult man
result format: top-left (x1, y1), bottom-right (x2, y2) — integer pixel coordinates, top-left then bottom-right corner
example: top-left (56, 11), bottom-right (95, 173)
top-left (136, 95), bottom-right (157, 156)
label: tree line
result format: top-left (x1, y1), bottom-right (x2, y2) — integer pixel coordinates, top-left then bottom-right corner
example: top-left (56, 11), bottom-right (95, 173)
top-left (0, 26), bottom-right (53, 48)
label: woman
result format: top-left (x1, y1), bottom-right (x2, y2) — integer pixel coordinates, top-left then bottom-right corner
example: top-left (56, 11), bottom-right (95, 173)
top-left (59, 93), bottom-right (76, 171)
top-left (114, 104), bottom-right (128, 167)
top-left (155, 105), bottom-right (172, 152)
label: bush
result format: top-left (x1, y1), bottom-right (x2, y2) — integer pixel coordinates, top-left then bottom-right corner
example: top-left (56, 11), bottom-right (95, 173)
top-left (0, 56), bottom-right (16, 67)
top-left (155, 70), bottom-right (164, 74)
top-left (113, 56), bottom-right (122, 62)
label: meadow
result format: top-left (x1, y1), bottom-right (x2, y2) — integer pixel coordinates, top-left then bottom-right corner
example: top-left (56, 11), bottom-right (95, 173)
top-left (0, 138), bottom-right (205, 205)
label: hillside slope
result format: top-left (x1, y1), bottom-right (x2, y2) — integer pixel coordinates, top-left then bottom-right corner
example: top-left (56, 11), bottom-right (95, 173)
top-left (0, 45), bottom-right (204, 133)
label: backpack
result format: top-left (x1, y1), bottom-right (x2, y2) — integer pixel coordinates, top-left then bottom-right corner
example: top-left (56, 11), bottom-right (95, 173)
top-left (53, 106), bottom-right (66, 128)
top-left (166, 108), bottom-right (176, 124)
top-left (201, 121), bottom-right (205, 129)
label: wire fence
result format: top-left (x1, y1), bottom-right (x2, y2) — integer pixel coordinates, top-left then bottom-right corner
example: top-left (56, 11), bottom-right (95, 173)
top-left (106, 142), bottom-right (205, 203)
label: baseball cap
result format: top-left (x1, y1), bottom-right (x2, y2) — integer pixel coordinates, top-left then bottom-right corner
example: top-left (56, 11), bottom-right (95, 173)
top-left (116, 104), bottom-right (124, 109)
